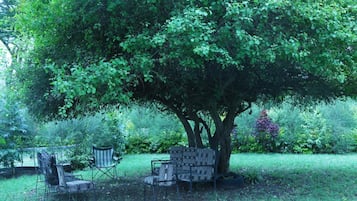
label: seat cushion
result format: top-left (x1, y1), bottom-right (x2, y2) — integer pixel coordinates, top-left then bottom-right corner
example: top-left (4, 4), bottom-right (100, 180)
top-left (144, 175), bottom-right (175, 187)
top-left (65, 180), bottom-right (94, 192)
top-left (178, 172), bottom-right (213, 182)
top-left (144, 175), bottom-right (158, 185)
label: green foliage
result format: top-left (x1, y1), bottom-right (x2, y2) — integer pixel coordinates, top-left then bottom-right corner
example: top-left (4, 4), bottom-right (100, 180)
top-left (125, 134), bottom-right (151, 154)
top-left (36, 105), bottom-right (185, 167)
top-left (0, 150), bottom-right (19, 168)
top-left (0, 89), bottom-right (35, 167)
top-left (11, 0), bottom-right (356, 129)
top-left (124, 105), bottom-right (186, 154)
top-left (234, 99), bottom-right (357, 154)
top-left (36, 110), bottom-right (125, 169)
top-left (9, 0), bottom-right (357, 173)
top-left (0, 0), bottom-right (17, 54)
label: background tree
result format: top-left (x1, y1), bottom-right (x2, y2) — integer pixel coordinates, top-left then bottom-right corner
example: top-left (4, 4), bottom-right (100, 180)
top-left (11, 0), bottom-right (357, 173)
top-left (0, 0), bottom-right (17, 54)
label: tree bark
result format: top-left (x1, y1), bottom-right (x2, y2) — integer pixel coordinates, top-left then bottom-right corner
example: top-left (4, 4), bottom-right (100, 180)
top-left (175, 111), bottom-right (196, 147)
top-left (217, 128), bottom-right (232, 174)
top-left (193, 120), bottom-right (204, 148)
top-left (209, 107), bottom-right (238, 174)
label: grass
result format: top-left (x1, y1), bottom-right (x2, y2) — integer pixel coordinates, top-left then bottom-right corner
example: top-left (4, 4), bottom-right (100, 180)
top-left (1, 153), bottom-right (357, 201)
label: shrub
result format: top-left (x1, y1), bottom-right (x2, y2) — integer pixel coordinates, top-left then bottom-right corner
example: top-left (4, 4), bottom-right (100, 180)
top-left (123, 105), bottom-right (186, 154)
top-left (38, 110), bottom-right (125, 170)
top-left (253, 110), bottom-right (280, 152)
top-left (233, 98), bottom-right (357, 154)
top-left (125, 133), bottom-right (151, 154)
top-left (151, 131), bottom-right (185, 153)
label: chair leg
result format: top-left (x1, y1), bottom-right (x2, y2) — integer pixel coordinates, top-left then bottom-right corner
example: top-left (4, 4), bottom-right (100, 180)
top-left (213, 179), bottom-right (217, 191)
top-left (153, 185), bottom-right (157, 201)
top-left (114, 167), bottom-right (118, 179)
top-left (189, 181), bottom-right (193, 192)
top-left (176, 183), bottom-right (181, 201)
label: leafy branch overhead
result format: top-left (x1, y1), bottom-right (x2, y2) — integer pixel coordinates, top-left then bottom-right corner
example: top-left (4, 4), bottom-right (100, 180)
top-left (9, 0), bottom-right (357, 173)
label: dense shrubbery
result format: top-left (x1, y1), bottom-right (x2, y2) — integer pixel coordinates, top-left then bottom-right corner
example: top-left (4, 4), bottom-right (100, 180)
top-left (1, 95), bottom-right (356, 170)
top-left (36, 110), bottom-right (125, 169)
top-left (0, 91), bottom-right (35, 168)
top-left (123, 105), bottom-right (186, 153)
top-left (233, 98), bottom-right (357, 154)
top-left (34, 105), bottom-right (186, 169)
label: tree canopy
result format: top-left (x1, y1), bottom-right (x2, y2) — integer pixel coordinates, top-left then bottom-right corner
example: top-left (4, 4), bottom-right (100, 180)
top-left (9, 0), bottom-right (357, 173)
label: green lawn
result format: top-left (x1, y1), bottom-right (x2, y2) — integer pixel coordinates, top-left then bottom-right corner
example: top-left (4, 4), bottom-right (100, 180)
top-left (1, 153), bottom-right (357, 201)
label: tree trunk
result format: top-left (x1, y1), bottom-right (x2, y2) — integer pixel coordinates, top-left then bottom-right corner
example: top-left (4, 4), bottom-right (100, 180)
top-left (175, 112), bottom-right (196, 147)
top-left (217, 129), bottom-right (232, 174)
top-left (194, 120), bottom-right (204, 148)
top-left (209, 108), bottom-right (236, 174)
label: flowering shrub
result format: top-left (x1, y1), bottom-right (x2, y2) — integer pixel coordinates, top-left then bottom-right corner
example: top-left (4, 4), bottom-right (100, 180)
top-left (253, 110), bottom-right (280, 152)
top-left (255, 110), bottom-right (279, 137)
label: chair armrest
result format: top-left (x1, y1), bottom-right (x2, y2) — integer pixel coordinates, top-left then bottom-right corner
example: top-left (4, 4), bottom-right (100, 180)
top-left (88, 157), bottom-right (95, 167)
top-left (151, 159), bottom-right (170, 175)
top-left (113, 156), bottom-right (122, 162)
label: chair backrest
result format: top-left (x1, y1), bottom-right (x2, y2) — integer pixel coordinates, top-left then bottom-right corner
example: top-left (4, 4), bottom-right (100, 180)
top-left (37, 152), bottom-right (46, 174)
top-left (56, 165), bottom-right (67, 188)
top-left (93, 146), bottom-right (114, 168)
top-left (40, 151), bottom-right (59, 185)
top-left (196, 148), bottom-right (216, 166)
top-left (193, 148), bottom-right (216, 179)
top-left (158, 163), bottom-right (175, 186)
top-left (169, 146), bottom-right (184, 172)
top-left (182, 147), bottom-right (197, 171)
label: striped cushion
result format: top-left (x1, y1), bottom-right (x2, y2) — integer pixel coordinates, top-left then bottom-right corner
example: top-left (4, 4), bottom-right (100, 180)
top-left (93, 147), bottom-right (115, 168)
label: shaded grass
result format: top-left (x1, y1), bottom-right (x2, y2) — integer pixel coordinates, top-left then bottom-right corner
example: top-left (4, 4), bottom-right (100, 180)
top-left (1, 153), bottom-right (357, 201)
top-left (229, 154), bottom-right (357, 201)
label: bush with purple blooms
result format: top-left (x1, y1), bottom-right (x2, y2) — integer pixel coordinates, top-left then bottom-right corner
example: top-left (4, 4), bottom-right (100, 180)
top-left (253, 110), bottom-right (280, 152)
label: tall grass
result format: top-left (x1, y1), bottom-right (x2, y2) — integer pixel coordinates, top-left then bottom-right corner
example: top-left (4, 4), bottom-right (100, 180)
top-left (1, 154), bottom-right (357, 201)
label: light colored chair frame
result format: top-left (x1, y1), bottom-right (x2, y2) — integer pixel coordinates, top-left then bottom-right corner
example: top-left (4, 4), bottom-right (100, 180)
top-left (144, 162), bottom-right (179, 201)
top-left (56, 164), bottom-right (94, 200)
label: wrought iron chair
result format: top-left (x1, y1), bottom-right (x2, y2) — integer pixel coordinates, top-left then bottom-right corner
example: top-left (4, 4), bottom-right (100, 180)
top-left (144, 162), bottom-right (179, 201)
top-left (91, 146), bottom-right (121, 181)
top-left (36, 151), bottom-right (77, 199)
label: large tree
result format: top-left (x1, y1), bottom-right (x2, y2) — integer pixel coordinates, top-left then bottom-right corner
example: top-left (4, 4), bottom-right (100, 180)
top-left (11, 0), bottom-right (356, 173)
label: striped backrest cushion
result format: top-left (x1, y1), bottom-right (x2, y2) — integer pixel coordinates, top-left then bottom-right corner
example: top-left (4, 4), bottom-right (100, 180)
top-left (93, 146), bottom-right (114, 168)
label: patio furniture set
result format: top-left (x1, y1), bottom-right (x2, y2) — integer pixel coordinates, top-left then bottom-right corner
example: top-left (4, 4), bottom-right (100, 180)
top-left (144, 146), bottom-right (219, 201)
top-left (36, 145), bottom-right (219, 201)
top-left (36, 146), bottom-right (120, 200)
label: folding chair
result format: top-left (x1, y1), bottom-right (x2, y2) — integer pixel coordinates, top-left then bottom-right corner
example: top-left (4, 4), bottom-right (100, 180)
top-left (91, 146), bottom-right (121, 181)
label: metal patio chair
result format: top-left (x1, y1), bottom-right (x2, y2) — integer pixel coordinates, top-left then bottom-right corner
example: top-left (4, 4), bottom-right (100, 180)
top-left (36, 151), bottom-right (77, 199)
top-left (144, 162), bottom-right (179, 201)
top-left (177, 148), bottom-right (218, 192)
top-left (56, 164), bottom-right (94, 200)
